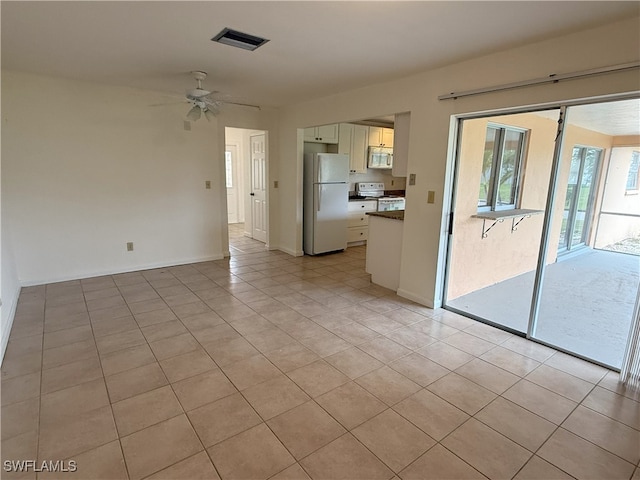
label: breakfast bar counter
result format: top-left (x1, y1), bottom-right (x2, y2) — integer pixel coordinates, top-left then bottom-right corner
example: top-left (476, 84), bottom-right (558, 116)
top-left (365, 210), bottom-right (404, 291)
top-left (366, 210), bottom-right (405, 221)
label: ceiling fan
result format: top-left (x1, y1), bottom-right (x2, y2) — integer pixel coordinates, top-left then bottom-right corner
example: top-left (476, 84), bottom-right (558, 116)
top-left (181, 70), bottom-right (260, 121)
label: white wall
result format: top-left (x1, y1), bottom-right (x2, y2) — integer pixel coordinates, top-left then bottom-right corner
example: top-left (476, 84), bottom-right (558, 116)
top-left (2, 72), bottom-right (221, 284)
top-left (276, 16), bottom-right (640, 307)
top-left (1, 72), bottom-right (277, 287)
top-left (1, 179), bottom-right (21, 362)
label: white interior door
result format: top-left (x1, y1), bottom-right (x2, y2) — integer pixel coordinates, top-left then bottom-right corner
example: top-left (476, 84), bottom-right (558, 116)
top-left (250, 134), bottom-right (267, 243)
top-left (225, 145), bottom-right (239, 224)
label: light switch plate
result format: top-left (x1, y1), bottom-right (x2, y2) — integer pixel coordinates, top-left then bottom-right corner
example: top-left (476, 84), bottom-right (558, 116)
top-left (409, 174), bottom-right (416, 186)
top-left (205, 181), bottom-right (211, 189)
top-left (427, 190), bottom-right (435, 204)
top-left (126, 242), bottom-right (134, 252)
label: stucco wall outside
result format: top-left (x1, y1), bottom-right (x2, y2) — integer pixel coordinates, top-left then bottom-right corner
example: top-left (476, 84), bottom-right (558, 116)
top-left (447, 112), bottom-right (617, 300)
top-left (595, 145), bottom-right (640, 248)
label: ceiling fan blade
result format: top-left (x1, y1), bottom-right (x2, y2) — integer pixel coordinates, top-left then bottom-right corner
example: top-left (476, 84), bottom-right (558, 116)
top-left (206, 92), bottom-right (260, 110)
top-left (201, 97), bottom-right (222, 108)
top-left (149, 100), bottom-right (187, 107)
top-left (222, 100), bottom-right (261, 110)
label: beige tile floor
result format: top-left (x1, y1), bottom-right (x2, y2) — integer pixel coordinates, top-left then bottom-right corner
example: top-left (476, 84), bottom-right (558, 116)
top-left (2, 229), bottom-right (640, 480)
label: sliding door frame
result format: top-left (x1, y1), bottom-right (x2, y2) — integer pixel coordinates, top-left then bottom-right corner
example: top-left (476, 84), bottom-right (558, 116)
top-left (441, 93), bottom-right (640, 370)
top-left (527, 106), bottom-right (567, 338)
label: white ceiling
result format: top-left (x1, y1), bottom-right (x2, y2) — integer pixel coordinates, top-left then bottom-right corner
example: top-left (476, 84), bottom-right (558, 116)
top-left (2, 1), bottom-right (638, 108)
top-left (533, 99), bottom-right (640, 136)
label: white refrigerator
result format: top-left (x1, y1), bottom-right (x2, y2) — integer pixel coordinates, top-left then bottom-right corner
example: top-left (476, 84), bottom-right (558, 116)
top-left (304, 153), bottom-right (350, 255)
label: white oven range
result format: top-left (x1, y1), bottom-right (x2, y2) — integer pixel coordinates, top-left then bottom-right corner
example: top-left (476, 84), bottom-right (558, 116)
top-left (355, 182), bottom-right (405, 212)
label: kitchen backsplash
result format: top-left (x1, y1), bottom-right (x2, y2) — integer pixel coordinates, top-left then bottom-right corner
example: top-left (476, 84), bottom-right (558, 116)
top-left (348, 169), bottom-right (406, 191)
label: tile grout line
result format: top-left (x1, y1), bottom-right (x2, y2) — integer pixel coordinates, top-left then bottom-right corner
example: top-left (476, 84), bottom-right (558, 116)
top-left (7, 240), bottom-right (635, 480)
top-left (87, 276), bottom-right (134, 480)
top-left (114, 267), bottom-right (221, 480)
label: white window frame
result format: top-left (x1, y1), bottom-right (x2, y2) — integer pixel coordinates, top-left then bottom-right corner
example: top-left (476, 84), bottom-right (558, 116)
top-left (478, 124), bottom-right (528, 212)
top-left (626, 150), bottom-right (639, 194)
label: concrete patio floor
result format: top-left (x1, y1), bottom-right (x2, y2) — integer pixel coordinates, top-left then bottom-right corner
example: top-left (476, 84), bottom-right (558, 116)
top-left (446, 249), bottom-right (639, 368)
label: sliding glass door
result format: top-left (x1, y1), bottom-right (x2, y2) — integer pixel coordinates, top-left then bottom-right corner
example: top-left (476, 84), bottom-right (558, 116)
top-left (445, 98), bottom-right (640, 368)
top-left (445, 109), bottom-right (558, 334)
top-left (558, 146), bottom-right (601, 254)
top-left (532, 101), bottom-right (640, 367)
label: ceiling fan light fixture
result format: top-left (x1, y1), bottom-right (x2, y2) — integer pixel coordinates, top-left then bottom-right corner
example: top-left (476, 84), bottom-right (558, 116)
top-left (211, 27), bottom-right (269, 51)
top-left (186, 105), bottom-right (202, 121)
top-left (188, 88), bottom-right (210, 98)
top-left (204, 108), bottom-right (217, 122)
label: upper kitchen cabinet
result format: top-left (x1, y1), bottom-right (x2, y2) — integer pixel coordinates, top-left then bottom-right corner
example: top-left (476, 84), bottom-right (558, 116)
top-left (339, 123), bottom-right (369, 174)
top-left (368, 126), bottom-right (394, 148)
top-left (392, 112), bottom-right (410, 177)
top-left (304, 124), bottom-right (339, 144)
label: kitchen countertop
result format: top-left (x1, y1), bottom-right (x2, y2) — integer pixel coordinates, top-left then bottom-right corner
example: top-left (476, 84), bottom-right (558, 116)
top-left (366, 210), bottom-right (404, 221)
top-left (348, 190), bottom-right (406, 201)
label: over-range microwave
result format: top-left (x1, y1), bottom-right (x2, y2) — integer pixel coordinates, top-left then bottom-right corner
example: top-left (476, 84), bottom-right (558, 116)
top-left (368, 147), bottom-right (393, 169)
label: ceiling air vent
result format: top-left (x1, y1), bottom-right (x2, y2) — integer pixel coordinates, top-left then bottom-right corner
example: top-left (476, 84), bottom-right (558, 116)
top-left (211, 28), bottom-right (269, 51)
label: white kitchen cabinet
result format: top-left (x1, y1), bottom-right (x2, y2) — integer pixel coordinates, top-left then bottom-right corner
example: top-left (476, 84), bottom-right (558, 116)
top-left (347, 199), bottom-right (377, 245)
top-left (304, 124), bottom-right (339, 144)
top-left (368, 126), bottom-right (394, 148)
top-left (339, 123), bottom-right (369, 174)
top-left (392, 112), bottom-right (410, 177)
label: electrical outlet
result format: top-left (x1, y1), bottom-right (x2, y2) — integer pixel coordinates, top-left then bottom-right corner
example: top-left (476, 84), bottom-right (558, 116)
top-left (205, 181), bottom-right (211, 189)
top-left (126, 242), bottom-right (134, 252)
top-left (391, 180), bottom-right (395, 186)
top-left (427, 190), bottom-right (435, 204)
top-left (409, 174), bottom-right (416, 186)
top-left (274, 180), bottom-right (279, 188)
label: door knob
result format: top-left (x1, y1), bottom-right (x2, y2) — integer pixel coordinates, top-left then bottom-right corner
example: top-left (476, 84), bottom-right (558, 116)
top-left (250, 193), bottom-right (255, 196)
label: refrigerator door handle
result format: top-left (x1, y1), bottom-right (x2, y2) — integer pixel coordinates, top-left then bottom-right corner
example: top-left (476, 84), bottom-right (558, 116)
top-left (318, 159), bottom-right (322, 183)
top-left (317, 185), bottom-right (322, 212)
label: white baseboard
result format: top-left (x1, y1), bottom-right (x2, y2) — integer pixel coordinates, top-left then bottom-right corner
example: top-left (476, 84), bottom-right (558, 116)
top-left (19, 254), bottom-right (226, 287)
top-left (397, 288), bottom-right (440, 309)
top-left (0, 285), bottom-right (21, 365)
top-left (277, 245), bottom-right (304, 257)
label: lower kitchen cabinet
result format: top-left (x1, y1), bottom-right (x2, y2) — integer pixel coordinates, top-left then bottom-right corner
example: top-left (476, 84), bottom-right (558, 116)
top-left (347, 200), bottom-right (377, 245)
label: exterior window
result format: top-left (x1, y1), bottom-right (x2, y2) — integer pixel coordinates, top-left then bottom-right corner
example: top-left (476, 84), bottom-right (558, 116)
top-left (478, 125), bottom-right (527, 211)
top-left (627, 151), bottom-right (639, 192)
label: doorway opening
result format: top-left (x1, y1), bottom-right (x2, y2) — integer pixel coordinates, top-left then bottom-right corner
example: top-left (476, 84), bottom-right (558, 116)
top-left (224, 127), bottom-right (268, 255)
top-left (444, 98), bottom-right (640, 369)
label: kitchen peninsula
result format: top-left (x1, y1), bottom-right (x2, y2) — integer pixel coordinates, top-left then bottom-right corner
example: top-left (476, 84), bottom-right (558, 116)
top-left (365, 211), bottom-right (404, 290)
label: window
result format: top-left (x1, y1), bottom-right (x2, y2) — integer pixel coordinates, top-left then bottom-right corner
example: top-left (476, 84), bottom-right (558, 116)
top-left (478, 125), bottom-right (527, 211)
top-left (627, 151), bottom-right (639, 192)
top-left (225, 151), bottom-right (233, 188)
